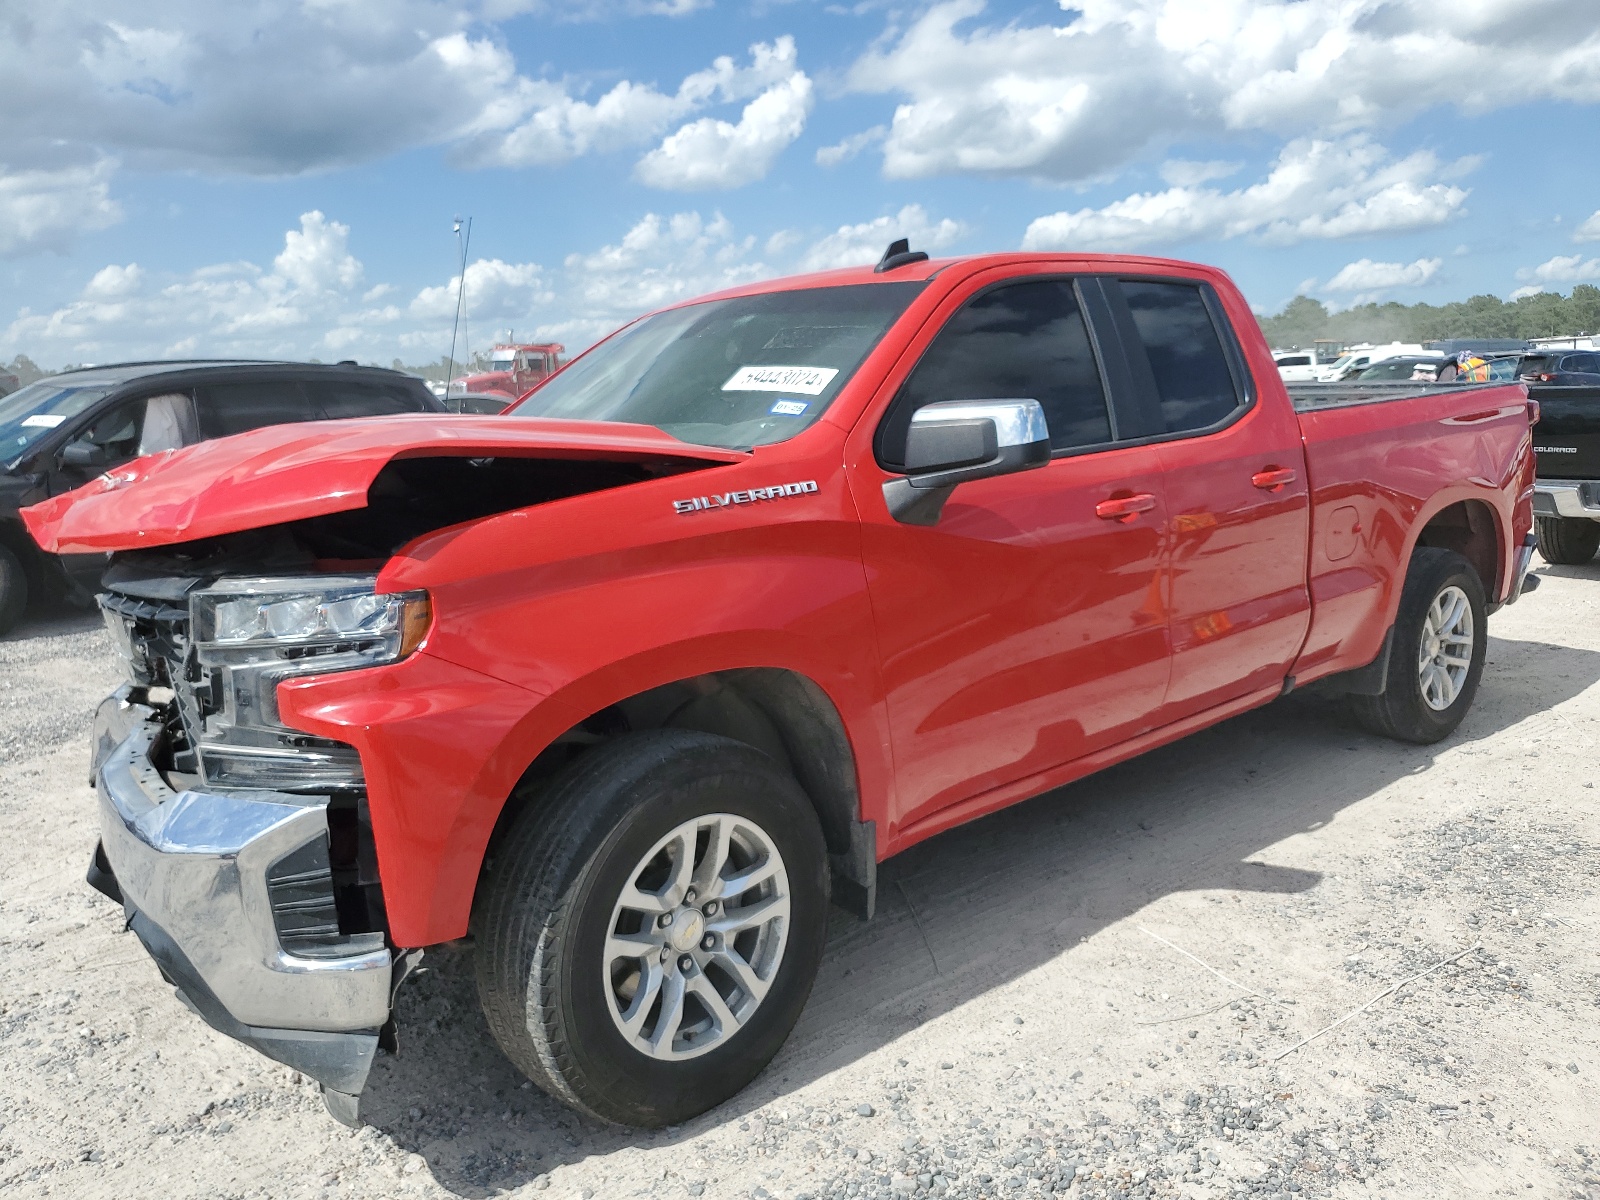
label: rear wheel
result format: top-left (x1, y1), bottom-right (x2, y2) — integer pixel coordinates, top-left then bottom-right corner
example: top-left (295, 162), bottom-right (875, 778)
top-left (0, 545), bottom-right (27, 635)
top-left (474, 730), bottom-right (829, 1127)
top-left (1535, 515), bottom-right (1600, 565)
top-left (1347, 548), bottom-right (1487, 744)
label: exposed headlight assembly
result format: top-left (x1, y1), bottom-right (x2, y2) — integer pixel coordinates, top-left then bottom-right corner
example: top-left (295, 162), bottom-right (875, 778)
top-left (186, 576), bottom-right (431, 791)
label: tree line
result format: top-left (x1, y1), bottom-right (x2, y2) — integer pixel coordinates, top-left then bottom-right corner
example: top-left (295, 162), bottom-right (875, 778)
top-left (1258, 285), bottom-right (1600, 350)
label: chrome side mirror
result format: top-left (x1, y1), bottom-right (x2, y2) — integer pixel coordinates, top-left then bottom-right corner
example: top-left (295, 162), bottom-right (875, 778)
top-left (884, 398), bottom-right (1051, 525)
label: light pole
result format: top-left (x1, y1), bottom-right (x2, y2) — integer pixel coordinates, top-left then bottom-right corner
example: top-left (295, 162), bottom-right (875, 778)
top-left (445, 216), bottom-right (472, 397)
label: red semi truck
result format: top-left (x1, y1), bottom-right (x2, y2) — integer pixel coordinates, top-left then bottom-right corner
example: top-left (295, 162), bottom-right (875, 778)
top-left (26, 249), bottom-right (1537, 1129)
top-left (452, 342), bottom-right (564, 400)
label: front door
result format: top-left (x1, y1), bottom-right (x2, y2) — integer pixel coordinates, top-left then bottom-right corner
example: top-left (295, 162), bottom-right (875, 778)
top-left (852, 273), bottom-right (1173, 836)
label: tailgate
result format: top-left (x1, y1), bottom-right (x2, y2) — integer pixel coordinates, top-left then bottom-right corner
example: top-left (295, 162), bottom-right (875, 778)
top-left (1530, 385), bottom-right (1600, 479)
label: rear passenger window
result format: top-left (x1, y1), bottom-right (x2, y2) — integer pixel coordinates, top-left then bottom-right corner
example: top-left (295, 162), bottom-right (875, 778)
top-left (1565, 354), bottom-right (1599, 374)
top-left (888, 279), bottom-right (1112, 459)
top-left (1119, 281), bottom-right (1243, 434)
top-left (195, 382), bottom-right (314, 438)
top-left (307, 380), bottom-right (434, 419)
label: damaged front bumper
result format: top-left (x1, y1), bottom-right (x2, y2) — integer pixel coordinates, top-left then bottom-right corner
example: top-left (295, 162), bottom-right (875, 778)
top-left (88, 684), bottom-right (414, 1124)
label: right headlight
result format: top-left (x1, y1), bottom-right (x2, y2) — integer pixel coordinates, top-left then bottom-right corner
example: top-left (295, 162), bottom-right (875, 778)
top-left (186, 576), bottom-right (432, 791)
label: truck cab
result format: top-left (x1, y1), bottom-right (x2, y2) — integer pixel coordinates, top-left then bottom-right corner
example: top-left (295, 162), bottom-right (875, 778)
top-left (454, 343), bottom-right (565, 400)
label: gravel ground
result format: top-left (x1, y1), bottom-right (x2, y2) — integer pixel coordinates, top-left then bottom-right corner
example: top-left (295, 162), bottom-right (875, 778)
top-left (2, 563), bottom-right (1598, 1200)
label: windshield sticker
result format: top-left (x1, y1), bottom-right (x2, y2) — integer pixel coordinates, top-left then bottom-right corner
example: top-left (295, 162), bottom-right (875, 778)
top-left (769, 399), bottom-right (810, 416)
top-left (722, 365), bottom-right (839, 395)
top-left (20, 414), bottom-right (66, 429)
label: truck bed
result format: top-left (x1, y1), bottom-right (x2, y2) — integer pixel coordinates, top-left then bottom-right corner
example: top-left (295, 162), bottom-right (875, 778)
top-left (1285, 380), bottom-right (1512, 412)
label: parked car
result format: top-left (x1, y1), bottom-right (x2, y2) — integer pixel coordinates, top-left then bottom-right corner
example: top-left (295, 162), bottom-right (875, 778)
top-left (1529, 382), bottom-right (1600, 563)
top-left (1272, 350), bottom-right (1319, 382)
top-left (444, 391), bottom-right (513, 415)
top-left (1516, 350), bottom-right (1600, 386)
top-left (25, 249), bottom-right (1536, 1130)
top-left (0, 360), bottom-right (442, 632)
top-left (1313, 342), bottom-right (1432, 381)
top-left (1351, 355), bottom-right (1445, 381)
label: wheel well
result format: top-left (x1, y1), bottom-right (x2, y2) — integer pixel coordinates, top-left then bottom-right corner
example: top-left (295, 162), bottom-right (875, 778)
top-left (1414, 500), bottom-right (1500, 597)
top-left (482, 668), bottom-right (876, 918)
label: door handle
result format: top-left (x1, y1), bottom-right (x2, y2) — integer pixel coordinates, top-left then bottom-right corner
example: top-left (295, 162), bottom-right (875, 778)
top-left (1251, 467), bottom-right (1297, 491)
top-left (1095, 493), bottom-right (1157, 521)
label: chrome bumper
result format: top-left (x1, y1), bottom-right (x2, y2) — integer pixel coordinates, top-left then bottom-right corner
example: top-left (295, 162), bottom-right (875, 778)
top-left (90, 685), bottom-right (401, 1108)
top-left (1533, 479), bottom-right (1600, 520)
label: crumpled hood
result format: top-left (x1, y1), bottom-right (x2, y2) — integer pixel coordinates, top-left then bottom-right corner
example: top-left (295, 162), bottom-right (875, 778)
top-left (22, 414), bottom-right (745, 554)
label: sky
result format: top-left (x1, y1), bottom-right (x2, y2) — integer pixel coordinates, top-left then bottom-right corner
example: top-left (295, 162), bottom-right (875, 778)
top-left (1, 0), bottom-right (1599, 368)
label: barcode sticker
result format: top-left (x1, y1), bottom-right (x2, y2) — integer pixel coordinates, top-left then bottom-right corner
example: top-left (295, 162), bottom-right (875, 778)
top-left (722, 365), bottom-right (839, 395)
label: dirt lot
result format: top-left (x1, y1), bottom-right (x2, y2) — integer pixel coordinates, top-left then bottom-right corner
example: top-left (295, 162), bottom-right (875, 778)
top-left (2, 562), bottom-right (1598, 1200)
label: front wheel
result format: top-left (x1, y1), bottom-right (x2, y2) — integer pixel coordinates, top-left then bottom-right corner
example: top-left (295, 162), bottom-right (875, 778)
top-left (474, 730), bottom-right (829, 1127)
top-left (1535, 515), bottom-right (1600, 565)
top-left (1347, 547), bottom-right (1487, 744)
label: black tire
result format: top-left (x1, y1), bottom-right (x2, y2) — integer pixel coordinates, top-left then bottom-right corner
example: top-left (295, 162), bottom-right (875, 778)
top-left (474, 730), bottom-right (829, 1127)
top-left (0, 544), bottom-right (27, 635)
top-left (1535, 515), bottom-right (1600, 565)
top-left (1347, 547), bottom-right (1487, 744)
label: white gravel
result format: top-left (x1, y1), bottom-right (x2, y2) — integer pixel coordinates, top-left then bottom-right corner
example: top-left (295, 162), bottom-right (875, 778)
top-left (2, 562), bottom-right (1598, 1200)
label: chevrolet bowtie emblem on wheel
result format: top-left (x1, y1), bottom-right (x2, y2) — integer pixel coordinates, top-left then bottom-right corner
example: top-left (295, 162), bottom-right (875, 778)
top-left (674, 480), bottom-right (818, 514)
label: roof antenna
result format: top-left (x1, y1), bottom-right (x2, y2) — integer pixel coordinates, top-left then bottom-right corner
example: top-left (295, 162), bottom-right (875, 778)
top-left (875, 238), bottom-right (929, 273)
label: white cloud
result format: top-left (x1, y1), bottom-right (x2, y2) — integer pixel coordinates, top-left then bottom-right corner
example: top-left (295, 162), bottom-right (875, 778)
top-left (816, 126), bottom-right (886, 167)
top-left (272, 212), bottom-right (364, 293)
top-left (3, 202), bottom-right (985, 365)
top-left (558, 212), bottom-right (772, 336)
top-left (455, 36), bottom-right (803, 170)
top-left (1509, 285), bottom-right (1545, 300)
top-left (634, 73), bottom-right (813, 190)
top-left (1515, 254), bottom-right (1600, 287)
top-left (843, 0), bottom-right (1600, 182)
top-left (1323, 257), bottom-right (1441, 292)
top-left (1159, 159), bottom-right (1242, 187)
top-left (82, 263), bottom-right (144, 300)
top-left (1022, 137), bottom-right (1470, 251)
top-left (0, 159), bottom-right (122, 256)
top-left (1574, 210), bottom-right (1600, 243)
top-left (0, 10), bottom-right (813, 250)
top-left (801, 204), bottom-right (966, 271)
top-left (410, 258), bottom-right (552, 323)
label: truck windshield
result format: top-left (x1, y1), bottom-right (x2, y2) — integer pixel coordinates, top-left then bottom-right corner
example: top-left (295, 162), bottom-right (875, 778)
top-left (510, 282), bottom-right (925, 448)
top-left (0, 380), bottom-right (113, 465)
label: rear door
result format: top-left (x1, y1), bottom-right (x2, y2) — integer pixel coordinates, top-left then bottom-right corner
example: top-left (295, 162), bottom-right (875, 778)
top-left (305, 378), bottom-right (438, 418)
top-left (852, 270), bottom-right (1172, 833)
top-left (1096, 276), bottom-right (1312, 722)
top-left (194, 379), bottom-right (315, 438)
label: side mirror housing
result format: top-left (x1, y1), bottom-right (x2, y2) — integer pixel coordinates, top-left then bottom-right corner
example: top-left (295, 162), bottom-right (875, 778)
top-left (884, 399), bottom-right (1051, 525)
top-left (61, 441), bottom-right (109, 469)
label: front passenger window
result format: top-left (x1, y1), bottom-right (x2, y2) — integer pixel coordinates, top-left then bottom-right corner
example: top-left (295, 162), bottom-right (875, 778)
top-left (883, 279), bottom-right (1112, 464)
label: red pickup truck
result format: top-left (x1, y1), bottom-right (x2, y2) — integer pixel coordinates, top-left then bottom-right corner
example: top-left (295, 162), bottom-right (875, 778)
top-left (26, 248), bottom-right (1537, 1130)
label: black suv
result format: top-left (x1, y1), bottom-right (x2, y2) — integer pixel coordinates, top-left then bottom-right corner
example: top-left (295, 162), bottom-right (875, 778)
top-left (0, 360), bottom-right (443, 633)
top-left (1518, 350), bottom-right (1600, 385)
